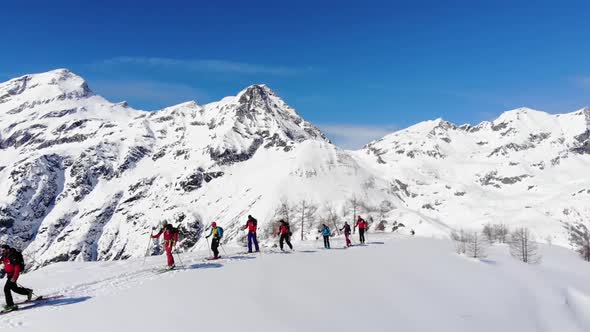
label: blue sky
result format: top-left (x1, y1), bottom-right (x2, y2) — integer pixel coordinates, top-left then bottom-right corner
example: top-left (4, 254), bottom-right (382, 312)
top-left (1, 0), bottom-right (590, 148)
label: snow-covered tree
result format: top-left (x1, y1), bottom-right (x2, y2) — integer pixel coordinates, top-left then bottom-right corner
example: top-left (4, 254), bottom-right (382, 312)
top-left (482, 223), bottom-right (494, 242)
top-left (451, 229), bottom-right (468, 255)
top-left (322, 203), bottom-right (340, 235)
top-left (466, 232), bottom-right (488, 258)
top-left (566, 222), bottom-right (590, 261)
top-left (296, 199), bottom-right (318, 240)
top-left (509, 227), bottom-right (541, 264)
top-left (493, 224), bottom-right (509, 243)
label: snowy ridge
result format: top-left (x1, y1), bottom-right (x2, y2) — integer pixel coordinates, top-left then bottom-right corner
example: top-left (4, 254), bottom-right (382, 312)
top-left (0, 69), bottom-right (589, 269)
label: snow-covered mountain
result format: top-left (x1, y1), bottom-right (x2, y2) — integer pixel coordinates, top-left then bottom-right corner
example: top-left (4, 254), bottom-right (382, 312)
top-left (0, 69), bottom-right (588, 268)
top-left (357, 107), bottom-right (590, 244)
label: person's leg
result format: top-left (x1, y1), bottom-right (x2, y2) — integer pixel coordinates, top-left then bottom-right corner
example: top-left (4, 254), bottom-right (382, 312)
top-left (286, 236), bottom-right (293, 250)
top-left (327, 236), bottom-right (330, 249)
top-left (212, 238), bottom-right (219, 258)
top-left (247, 233), bottom-right (253, 252)
top-left (11, 283), bottom-right (30, 297)
top-left (4, 278), bottom-right (14, 307)
top-left (279, 234), bottom-right (285, 250)
top-left (165, 243), bottom-right (174, 266)
top-left (253, 233), bottom-right (259, 252)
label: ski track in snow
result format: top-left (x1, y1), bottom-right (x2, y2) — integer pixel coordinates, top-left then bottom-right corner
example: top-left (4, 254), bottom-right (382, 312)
top-left (2, 233), bottom-right (590, 332)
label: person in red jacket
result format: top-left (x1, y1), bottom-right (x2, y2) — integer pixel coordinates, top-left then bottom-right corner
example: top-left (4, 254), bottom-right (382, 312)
top-left (354, 216), bottom-right (367, 244)
top-left (152, 221), bottom-right (179, 269)
top-left (278, 220), bottom-right (293, 251)
top-left (243, 215), bottom-right (259, 253)
top-left (1, 245), bottom-right (33, 312)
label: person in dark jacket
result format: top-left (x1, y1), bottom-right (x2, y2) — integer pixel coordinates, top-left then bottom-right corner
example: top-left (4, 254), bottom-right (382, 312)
top-left (278, 220), bottom-right (293, 251)
top-left (340, 222), bottom-right (352, 247)
top-left (0, 245), bottom-right (33, 312)
top-left (319, 224), bottom-right (331, 249)
top-left (243, 215), bottom-right (259, 253)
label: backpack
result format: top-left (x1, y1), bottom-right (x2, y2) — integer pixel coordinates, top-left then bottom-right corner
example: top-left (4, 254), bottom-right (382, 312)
top-left (217, 226), bottom-right (224, 239)
top-left (251, 218), bottom-right (258, 227)
top-left (9, 249), bottom-right (25, 271)
top-left (168, 225), bottom-right (179, 234)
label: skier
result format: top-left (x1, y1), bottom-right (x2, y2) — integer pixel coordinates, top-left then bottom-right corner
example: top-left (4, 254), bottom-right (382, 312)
top-left (205, 222), bottom-right (223, 259)
top-left (354, 215), bottom-right (367, 244)
top-left (410, 229), bottom-right (415, 236)
top-left (319, 224), bottom-right (331, 249)
top-left (151, 221), bottom-right (179, 269)
top-left (0, 245), bottom-right (33, 312)
top-left (278, 220), bottom-right (293, 251)
top-left (340, 222), bottom-right (352, 247)
top-left (243, 215), bottom-right (259, 253)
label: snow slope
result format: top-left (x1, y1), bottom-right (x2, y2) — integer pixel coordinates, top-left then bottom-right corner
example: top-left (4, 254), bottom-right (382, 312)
top-left (2, 234), bottom-right (590, 332)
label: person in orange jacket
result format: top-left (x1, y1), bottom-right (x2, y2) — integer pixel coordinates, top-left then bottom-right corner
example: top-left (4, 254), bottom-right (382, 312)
top-left (152, 221), bottom-right (179, 269)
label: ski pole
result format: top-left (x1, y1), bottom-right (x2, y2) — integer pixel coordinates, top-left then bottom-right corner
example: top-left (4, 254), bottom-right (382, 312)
top-left (220, 241), bottom-right (228, 256)
top-left (142, 232), bottom-right (153, 266)
top-left (173, 246), bottom-right (185, 268)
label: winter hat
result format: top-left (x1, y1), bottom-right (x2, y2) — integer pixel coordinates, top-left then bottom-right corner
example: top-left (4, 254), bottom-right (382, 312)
top-left (0, 244), bottom-right (9, 250)
top-left (211, 222), bottom-right (217, 227)
top-left (161, 220), bottom-right (168, 226)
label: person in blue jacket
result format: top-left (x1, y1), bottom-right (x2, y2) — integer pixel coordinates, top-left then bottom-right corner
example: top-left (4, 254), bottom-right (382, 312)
top-left (319, 224), bottom-right (331, 249)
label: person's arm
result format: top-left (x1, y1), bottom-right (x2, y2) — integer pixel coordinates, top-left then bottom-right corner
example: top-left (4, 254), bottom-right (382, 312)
top-left (205, 228), bottom-right (213, 238)
top-left (11, 263), bottom-right (20, 282)
top-left (152, 229), bottom-right (163, 238)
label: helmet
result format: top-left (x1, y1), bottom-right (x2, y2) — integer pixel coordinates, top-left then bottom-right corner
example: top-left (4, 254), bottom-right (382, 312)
top-left (211, 222), bottom-right (217, 227)
top-left (161, 220), bottom-right (168, 226)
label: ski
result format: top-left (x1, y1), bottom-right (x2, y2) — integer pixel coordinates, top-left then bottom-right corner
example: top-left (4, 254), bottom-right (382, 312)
top-left (153, 266), bottom-right (182, 274)
top-left (0, 295), bottom-right (56, 315)
top-left (12, 294), bottom-right (64, 306)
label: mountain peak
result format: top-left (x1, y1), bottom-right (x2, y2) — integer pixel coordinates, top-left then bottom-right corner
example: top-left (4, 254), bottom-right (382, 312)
top-left (0, 68), bottom-right (92, 103)
top-left (495, 107), bottom-right (548, 123)
top-left (236, 84), bottom-right (275, 102)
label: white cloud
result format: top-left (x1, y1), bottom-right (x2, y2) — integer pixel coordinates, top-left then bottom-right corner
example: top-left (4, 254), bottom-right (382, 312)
top-left (318, 124), bottom-right (398, 150)
top-left (89, 80), bottom-right (210, 110)
top-left (91, 56), bottom-right (304, 76)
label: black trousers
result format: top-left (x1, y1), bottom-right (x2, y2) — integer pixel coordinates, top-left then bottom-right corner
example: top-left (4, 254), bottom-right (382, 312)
top-left (323, 236), bottom-right (330, 248)
top-left (211, 237), bottom-right (220, 258)
top-left (359, 229), bottom-right (365, 244)
top-left (279, 234), bottom-right (293, 250)
top-left (4, 275), bottom-right (30, 306)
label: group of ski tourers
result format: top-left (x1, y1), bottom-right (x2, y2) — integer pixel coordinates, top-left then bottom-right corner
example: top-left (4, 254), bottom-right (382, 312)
top-left (320, 215), bottom-right (369, 249)
top-left (0, 214), bottom-right (372, 311)
top-left (151, 214), bottom-right (371, 268)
